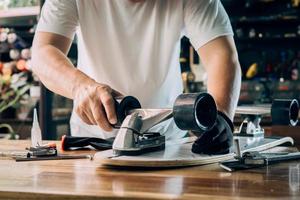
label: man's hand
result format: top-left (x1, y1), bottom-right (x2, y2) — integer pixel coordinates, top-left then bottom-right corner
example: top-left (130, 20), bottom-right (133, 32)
top-left (191, 111), bottom-right (233, 155)
top-left (73, 82), bottom-right (122, 131)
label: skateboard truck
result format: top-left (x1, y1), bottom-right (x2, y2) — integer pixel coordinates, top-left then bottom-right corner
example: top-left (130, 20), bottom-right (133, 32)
top-left (235, 99), bottom-right (299, 137)
top-left (112, 93), bottom-right (218, 156)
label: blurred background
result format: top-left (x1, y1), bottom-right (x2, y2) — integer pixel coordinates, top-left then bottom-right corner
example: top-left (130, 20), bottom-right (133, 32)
top-left (0, 0), bottom-right (300, 140)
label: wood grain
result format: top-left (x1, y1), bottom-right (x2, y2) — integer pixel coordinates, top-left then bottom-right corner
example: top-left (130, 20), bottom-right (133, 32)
top-left (0, 139), bottom-right (299, 199)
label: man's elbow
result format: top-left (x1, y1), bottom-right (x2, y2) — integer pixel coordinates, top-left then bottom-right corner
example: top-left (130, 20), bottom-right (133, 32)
top-left (228, 50), bottom-right (242, 79)
top-left (233, 53), bottom-right (242, 81)
top-left (233, 57), bottom-right (241, 77)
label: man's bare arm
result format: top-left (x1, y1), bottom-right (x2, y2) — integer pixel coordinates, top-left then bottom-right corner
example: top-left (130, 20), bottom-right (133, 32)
top-left (197, 36), bottom-right (241, 120)
top-left (32, 32), bottom-right (86, 98)
top-left (31, 32), bottom-right (121, 131)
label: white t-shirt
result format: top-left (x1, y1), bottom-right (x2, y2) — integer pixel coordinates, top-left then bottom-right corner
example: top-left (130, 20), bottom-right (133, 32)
top-left (36, 0), bottom-right (233, 140)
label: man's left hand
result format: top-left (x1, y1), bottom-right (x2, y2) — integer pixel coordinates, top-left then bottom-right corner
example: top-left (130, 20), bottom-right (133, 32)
top-left (191, 111), bottom-right (234, 155)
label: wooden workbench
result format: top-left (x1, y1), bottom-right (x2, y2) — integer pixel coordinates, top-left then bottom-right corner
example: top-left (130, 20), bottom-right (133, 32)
top-left (0, 139), bottom-right (299, 200)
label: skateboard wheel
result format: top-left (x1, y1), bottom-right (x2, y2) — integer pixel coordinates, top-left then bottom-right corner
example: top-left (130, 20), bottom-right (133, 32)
top-left (173, 93), bottom-right (217, 132)
top-left (113, 96), bottom-right (141, 128)
top-left (271, 99), bottom-right (299, 126)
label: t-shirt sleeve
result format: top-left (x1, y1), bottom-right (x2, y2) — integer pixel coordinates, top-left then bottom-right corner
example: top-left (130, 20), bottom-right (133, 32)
top-left (36, 0), bottom-right (78, 39)
top-left (183, 0), bottom-right (234, 50)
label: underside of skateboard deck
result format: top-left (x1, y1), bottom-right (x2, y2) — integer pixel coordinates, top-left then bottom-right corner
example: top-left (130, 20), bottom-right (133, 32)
top-left (94, 136), bottom-right (294, 168)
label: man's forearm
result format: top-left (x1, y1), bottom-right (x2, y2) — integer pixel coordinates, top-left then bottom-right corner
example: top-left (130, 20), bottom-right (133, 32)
top-left (32, 43), bottom-right (94, 100)
top-left (198, 36), bottom-right (241, 120)
top-left (206, 58), bottom-right (241, 120)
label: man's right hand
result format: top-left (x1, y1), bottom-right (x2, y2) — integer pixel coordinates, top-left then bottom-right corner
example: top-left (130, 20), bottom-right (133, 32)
top-left (73, 82), bottom-right (122, 131)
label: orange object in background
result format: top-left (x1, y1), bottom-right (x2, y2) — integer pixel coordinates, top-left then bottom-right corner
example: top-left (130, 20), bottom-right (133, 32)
top-left (2, 63), bottom-right (13, 76)
top-left (16, 59), bottom-right (27, 71)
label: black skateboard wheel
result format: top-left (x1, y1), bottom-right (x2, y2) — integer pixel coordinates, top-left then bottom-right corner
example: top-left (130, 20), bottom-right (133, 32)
top-left (113, 96), bottom-right (141, 128)
top-left (271, 99), bottom-right (299, 126)
top-left (173, 93), bottom-right (217, 132)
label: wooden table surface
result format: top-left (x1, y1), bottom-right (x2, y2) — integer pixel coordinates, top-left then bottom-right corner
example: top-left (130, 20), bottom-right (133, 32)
top-left (0, 140), bottom-right (300, 200)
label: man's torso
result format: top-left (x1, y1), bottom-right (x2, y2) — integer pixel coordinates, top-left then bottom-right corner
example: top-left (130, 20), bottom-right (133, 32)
top-left (72, 0), bottom-right (185, 138)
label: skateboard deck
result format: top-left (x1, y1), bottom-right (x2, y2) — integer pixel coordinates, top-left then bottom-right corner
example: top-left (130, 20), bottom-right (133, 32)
top-left (94, 136), bottom-right (294, 168)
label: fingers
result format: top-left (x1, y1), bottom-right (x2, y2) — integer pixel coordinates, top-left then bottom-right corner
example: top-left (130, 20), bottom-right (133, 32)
top-left (99, 89), bottom-right (117, 125)
top-left (83, 108), bottom-right (97, 125)
top-left (112, 89), bottom-right (123, 97)
top-left (75, 106), bottom-right (95, 125)
top-left (91, 101), bottom-right (113, 131)
top-left (74, 83), bottom-right (121, 132)
top-left (80, 112), bottom-right (92, 125)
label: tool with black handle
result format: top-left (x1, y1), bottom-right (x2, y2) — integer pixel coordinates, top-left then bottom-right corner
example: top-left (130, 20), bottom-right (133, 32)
top-left (61, 135), bottom-right (114, 150)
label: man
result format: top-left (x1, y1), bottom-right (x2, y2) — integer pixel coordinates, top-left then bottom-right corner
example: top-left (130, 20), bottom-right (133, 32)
top-left (32, 0), bottom-right (241, 154)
